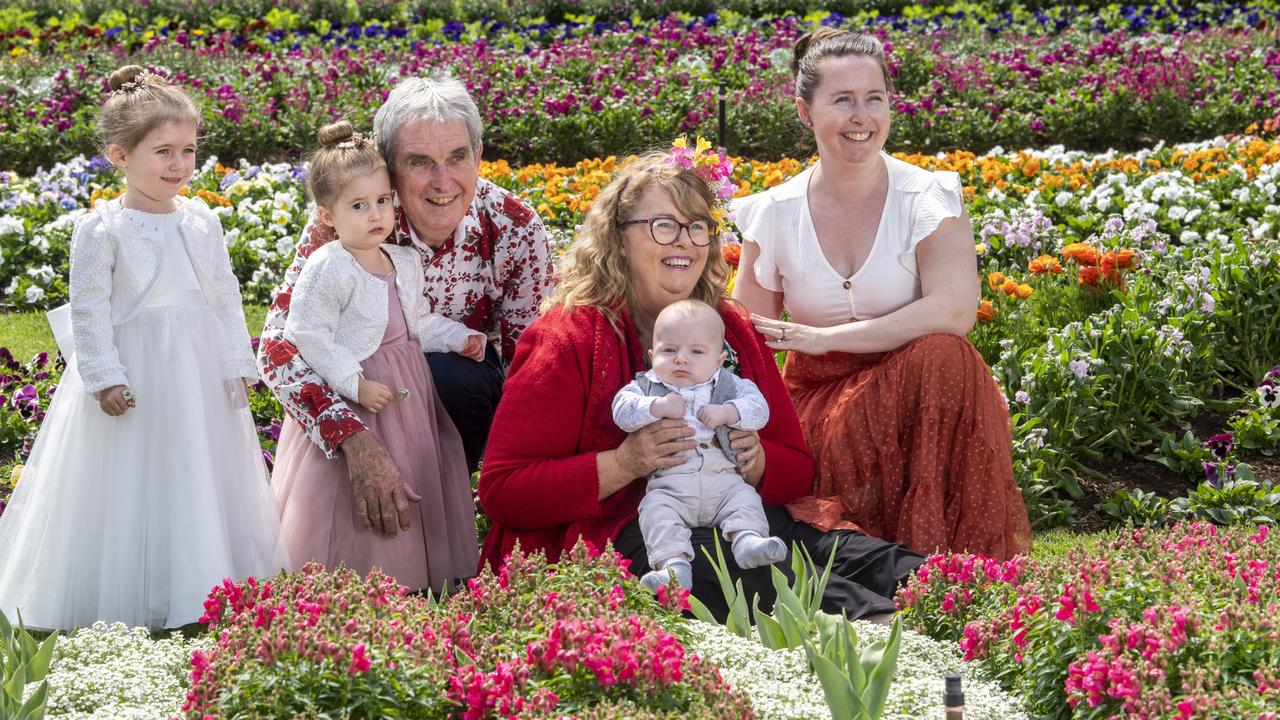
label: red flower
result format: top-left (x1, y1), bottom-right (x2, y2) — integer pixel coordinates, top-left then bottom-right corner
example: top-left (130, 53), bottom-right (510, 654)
top-left (502, 193), bottom-right (535, 227)
top-left (318, 415), bottom-right (364, 449)
top-left (260, 338), bottom-right (297, 368)
top-left (298, 382), bottom-right (334, 418)
top-left (272, 288), bottom-right (291, 312)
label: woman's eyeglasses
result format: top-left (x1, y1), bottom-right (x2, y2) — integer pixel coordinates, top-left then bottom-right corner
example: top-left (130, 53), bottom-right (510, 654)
top-left (618, 216), bottom-right (713, 247)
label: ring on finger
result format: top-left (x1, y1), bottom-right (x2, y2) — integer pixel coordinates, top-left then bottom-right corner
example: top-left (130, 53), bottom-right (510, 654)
top-left (779, 327), bottom-right (787, 341)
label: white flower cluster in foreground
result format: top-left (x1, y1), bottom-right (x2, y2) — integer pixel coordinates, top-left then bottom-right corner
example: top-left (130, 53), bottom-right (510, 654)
top-left (683, 620), bottom-right (1027, 720)
top-left (30, 622), bottom-right (209, 720)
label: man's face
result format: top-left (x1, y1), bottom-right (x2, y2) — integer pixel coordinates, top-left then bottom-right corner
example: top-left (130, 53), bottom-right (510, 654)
top-left (390, 119), bottom-right (480, 248)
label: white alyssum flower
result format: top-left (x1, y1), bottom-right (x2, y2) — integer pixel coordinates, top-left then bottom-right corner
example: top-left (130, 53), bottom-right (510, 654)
top-left (29, 622), bottom-right (210, 719)
top-left (683, 620), bottom-right (1027, 720)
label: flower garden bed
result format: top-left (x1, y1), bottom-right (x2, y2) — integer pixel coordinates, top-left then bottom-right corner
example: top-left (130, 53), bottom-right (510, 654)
top-left (4, 6), bottom-right (1280, 170)
top-left (3, 133), bottom-right (1279, 528)
top-left (4, 2), bottom-right (1280, 717)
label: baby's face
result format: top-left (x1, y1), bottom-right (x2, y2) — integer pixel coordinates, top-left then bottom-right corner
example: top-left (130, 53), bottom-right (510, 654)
top-left (649, 318), bottom-right (725, 388)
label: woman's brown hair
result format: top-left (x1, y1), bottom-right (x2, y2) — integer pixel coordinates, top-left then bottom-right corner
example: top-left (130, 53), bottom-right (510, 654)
top-left (791, 27), bottom-right (893, 103)
top-left (545, 152), bottom-right (730, 331)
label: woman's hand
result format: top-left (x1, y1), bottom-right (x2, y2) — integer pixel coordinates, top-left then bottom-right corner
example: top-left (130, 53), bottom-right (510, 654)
top-left (616, 418), bottom-right (696, 477)
top-left (751, 314), bottom-right (831, 355)
top-left (728, 429), bottom-right (765, 486)
top-left (598, 419), bottom-right (696, 500)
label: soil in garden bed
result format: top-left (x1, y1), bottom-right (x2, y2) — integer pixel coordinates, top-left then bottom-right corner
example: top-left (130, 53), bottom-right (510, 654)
top-left (1072, 406), bottom-right (1280, 531)
top-left (1074, 455), bottom-right (1195, 532)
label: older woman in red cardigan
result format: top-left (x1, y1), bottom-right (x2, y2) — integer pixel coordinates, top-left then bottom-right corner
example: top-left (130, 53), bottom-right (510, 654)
top-left (478, 151), bottom-right (921, 621)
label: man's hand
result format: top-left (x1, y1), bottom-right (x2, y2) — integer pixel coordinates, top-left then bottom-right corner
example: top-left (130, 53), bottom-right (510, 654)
top-left (650, 392), bottom-right (685, 420)
top-left (697, 402), bottom-right (740, 429)
top-left (357, 378), bottom-right (394, 413)
top-left (342, 430), bottom-right (422, 537)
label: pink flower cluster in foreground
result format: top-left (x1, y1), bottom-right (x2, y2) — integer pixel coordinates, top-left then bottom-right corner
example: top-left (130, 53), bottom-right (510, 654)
top-left (184, 541), bottom-right (749, 719)
top-left (898, 522), bottom-right (1280, 718)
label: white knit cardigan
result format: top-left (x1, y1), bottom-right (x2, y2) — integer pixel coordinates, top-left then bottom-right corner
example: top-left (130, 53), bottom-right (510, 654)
top-left (283, 241), bottom-right (478, 401)
top-left (68, 196), bottom-right (256, 394)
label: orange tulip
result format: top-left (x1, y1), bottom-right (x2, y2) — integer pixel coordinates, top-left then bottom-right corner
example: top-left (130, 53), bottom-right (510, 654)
top-left (988, 271), bottom-right (1006, 290)
top-left (1078, 266), bottom-right (1100, 286)
top-left (1115, 249), bottom-right (1137, 268)
top-left (976, 300), bottom-right (998, 322)
top-left (1015, 283), bottom-right (1034, 299)
top-left (1001, 278), bottom-right (1019, 296)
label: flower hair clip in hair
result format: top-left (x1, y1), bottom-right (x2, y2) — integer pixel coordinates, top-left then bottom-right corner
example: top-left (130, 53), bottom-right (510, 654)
top-left (335, 131), bottom-right (371, 150)
top-left (666, 136), bottom-right (736, 227)
top-left (112, 70), bottom-right (162, 96)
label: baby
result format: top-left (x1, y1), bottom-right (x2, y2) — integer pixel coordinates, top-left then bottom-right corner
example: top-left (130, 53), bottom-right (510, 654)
top-left (612, 299), bottom-right (787, 592)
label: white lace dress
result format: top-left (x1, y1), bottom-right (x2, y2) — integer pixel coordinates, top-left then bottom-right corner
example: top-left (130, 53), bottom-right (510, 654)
top-left (0, 207), bottom-right (289, 630)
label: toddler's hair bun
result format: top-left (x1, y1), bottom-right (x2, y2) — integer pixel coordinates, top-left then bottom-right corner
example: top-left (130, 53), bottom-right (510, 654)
top-left (108, 65), bottom-right (152, 92)
top-left (317, 121), bottom-right (356, 148)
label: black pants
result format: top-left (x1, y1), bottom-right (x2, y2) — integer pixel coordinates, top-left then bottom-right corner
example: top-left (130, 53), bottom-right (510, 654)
top-left (426, 345), bottom-right (504, 474)
top-left (614, 505), bottom-right (924, 622)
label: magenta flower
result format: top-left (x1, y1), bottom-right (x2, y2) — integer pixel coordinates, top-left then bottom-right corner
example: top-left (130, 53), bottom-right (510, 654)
top-left (1205, 433), bottom-right (1234, 461)
top-left (348, 643), bottom-right (372, 676)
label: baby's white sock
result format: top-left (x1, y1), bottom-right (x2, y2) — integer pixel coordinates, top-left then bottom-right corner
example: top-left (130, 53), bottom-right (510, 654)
top-left (640, 559), bottom-right (693, 592)
top-left (731, 532), bottom-right (787, 569)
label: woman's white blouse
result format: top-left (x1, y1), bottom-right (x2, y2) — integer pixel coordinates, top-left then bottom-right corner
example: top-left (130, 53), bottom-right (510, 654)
top-left (731, 153), bottom-right (964, 328)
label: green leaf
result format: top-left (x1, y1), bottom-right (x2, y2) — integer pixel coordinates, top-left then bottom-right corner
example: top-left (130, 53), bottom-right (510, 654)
top-left (686, 593), bottom-right (719, 626)
top-left (16, 680), bottom-right (46, 719)
top-left (806, 642), bottom-right (860, 720)
top-left (752, 600), bottom-right (788, 649)
top-left (3, 661), bottom-right (25, 702)
top-left (862, 616), bottom-right (903, 720)
top-left (27, 634), bottom-right (56, 682)
top-left (726, 579), bottom-right (752, 637)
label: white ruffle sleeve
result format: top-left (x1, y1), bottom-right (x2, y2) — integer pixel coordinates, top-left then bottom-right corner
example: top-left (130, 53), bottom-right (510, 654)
top-left (731, 194), bottom-right (784, 292)
top-left (198, 202), bottom-right (257, 381)
top-left (907, 171), bottom-right (965, 249)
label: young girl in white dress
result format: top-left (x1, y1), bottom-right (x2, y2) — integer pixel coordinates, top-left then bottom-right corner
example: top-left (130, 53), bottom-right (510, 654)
top-left (270, 121), bottom-right (481, 592)
top-left (0, 65), bottom-right (289, 630)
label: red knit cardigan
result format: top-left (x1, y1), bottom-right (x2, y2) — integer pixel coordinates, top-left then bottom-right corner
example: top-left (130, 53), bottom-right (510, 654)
top-left (478, 300), bottom-right (816, 570)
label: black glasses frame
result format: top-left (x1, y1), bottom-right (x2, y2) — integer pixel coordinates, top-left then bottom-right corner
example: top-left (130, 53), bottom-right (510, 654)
top-left (617, 216), bottom-right (713, 247)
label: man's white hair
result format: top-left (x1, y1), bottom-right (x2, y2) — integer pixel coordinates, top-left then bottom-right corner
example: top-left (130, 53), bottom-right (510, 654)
top-left (373, 73), bottom-right (482, 166)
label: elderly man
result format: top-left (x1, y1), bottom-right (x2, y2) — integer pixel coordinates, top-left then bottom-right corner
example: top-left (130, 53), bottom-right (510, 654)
top-left (258, 75), bottom-right (553, 538)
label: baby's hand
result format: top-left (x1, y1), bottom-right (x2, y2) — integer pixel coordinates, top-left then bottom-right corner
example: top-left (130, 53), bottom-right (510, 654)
top-left (98, 385), bottom-right (134, 417)
top-left (357, 378), bottom-right (394, 413)
top-left (651, 392), bottom-right (686, 420)
top-left (697, 403), bottom-right (740, 429)
top-left (460, 334), bottom-right (486, 362)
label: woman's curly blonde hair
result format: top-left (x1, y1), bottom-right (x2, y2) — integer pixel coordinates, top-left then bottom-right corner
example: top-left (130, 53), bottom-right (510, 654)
top-left (545, 152), bottom-right (730, 331)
